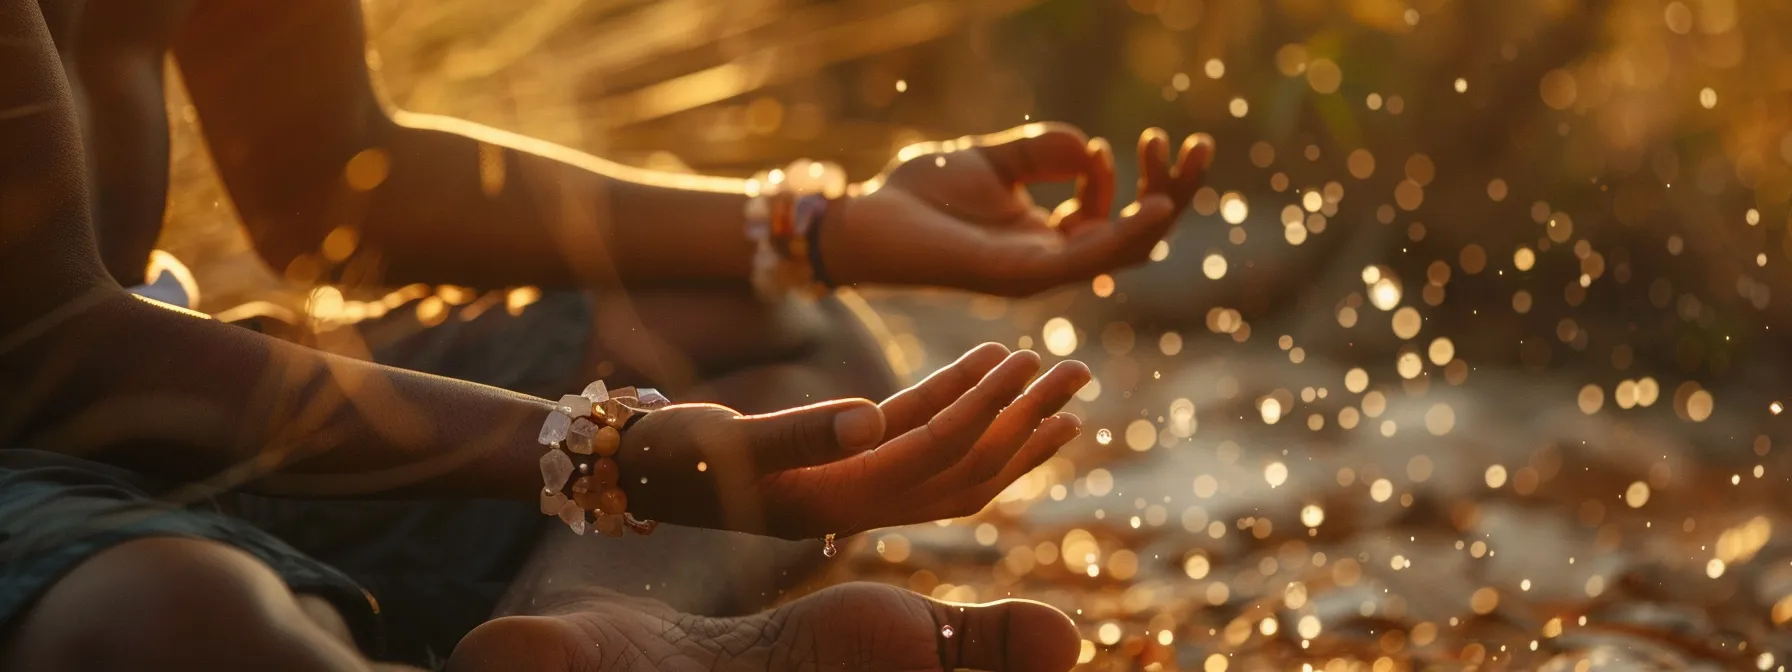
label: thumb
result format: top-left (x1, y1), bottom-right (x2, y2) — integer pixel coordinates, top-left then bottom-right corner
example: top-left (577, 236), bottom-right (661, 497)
top-left (740, 398), bottom-right (885, 474)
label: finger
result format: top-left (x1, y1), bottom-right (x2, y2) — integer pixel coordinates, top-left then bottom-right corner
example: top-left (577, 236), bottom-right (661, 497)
top-left (879, 343), bottom-right (1011, 439)
top-left (739, 398), bottom-right (885, 474)
top-left (897, 360), bottom-right (1089, 504)
top-left (897, 413), bottom-right (1081, 525)
top-left (1169, 132), bottom-right (1215, 206)
top-left (1046, 198), bottom-right (1082, 230)
top-left (975, 123), bottom-right (1093, 186)
top-left (1053, 137), bottom-right (1116, 238)
top-left (1014, 204), bottom-right (1052, 231)
top-left (1044, 193), bottom-right (1175, 282)
top-left (1079, 137), bottom-right (1116, 220)
top-left (926, 597), bottom-right (1081, 672)
top-left (1136, 128), bottom-right (1172, 198)
top-left (829, 351), bottom-right (1043, 495)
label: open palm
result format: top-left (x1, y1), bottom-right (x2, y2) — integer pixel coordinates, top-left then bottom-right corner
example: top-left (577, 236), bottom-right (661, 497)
top-left (615, 343), bottom-right (1088, 540)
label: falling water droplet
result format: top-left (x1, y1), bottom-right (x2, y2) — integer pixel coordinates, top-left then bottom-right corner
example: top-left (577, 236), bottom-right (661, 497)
top-left (822, 533), bottom-right (838, 558)
top-left (1096, 429), bottom-right (1113, 445)
top-left (941, 625), bottom-right (955, 638)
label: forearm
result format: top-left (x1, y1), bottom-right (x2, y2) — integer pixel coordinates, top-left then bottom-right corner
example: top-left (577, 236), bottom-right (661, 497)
top-left (233, 112), bottom-right (759, 290)
top-left (3, 289), bottom-right (551, 499)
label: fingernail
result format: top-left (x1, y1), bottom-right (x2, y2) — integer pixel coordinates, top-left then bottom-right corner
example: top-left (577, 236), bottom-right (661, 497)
top-left (834, 404), bottom-right (884, 452)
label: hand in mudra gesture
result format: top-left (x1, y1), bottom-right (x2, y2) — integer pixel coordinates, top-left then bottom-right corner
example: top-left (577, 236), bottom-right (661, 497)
top-left (612, 343), bottom-right (1087, 539)
top-left (825, 122), bottom-right (1214, 296)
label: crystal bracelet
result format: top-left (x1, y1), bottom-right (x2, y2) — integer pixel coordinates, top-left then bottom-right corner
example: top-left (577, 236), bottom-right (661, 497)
top-left (745, 159), bottom-right (849, 300)
top-left (537, 380), bottom-right (670, 536)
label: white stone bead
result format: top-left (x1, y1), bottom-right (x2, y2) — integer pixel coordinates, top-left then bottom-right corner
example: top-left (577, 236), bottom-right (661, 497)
top-left (580, 380), bottom-right (609, 403)
top-left (558, 394), bottom-right (590, 417)
top-left (538, 411), bottom-right (571, 445)
top-left (557, 500), bottom-right (587, 535)
top-left (539, 490), bottom-right (568, 516)
top-left (539, 449), bottom-right (574, 492)
top-left (567, 418), bottom-right (597, 455)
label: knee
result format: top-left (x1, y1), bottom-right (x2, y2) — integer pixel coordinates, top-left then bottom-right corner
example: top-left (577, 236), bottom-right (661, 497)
top-left (3, 537), bottom-right (362, 672)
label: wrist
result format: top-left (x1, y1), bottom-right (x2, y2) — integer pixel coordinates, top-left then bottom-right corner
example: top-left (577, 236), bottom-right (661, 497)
top-left (536, 382), bottom-right (668, 537)
top-left (742, 160), bottom-right (850, 299)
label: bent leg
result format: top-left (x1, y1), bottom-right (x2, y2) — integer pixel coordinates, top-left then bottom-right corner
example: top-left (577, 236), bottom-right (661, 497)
top-left (0, 537), bottom-right (381, 672)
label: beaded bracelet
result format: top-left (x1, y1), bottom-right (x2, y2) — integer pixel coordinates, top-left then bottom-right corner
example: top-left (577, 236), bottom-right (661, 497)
top-left (745, 159), bottom-right (849, 300)
top-left (537, 381), bottom-right (670, 537)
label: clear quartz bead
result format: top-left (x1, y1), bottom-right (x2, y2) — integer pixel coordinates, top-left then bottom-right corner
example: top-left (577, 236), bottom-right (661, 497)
top-left (567, 418), bottom-right (597, 454)
top-left (557, 500), bottom-right (587, 535)
top-left (538, 411), bottom-right (571, 445)
top-left (539, 490), bottom-right (569, 516)
top-left (636, 388), bottom-right (671, 409)
top-left (580, 380), bottom-right (609, 403)
top-left (558, 394), bottom-right (590, 416)
top-left (539, 449), bottom-right (574, 492)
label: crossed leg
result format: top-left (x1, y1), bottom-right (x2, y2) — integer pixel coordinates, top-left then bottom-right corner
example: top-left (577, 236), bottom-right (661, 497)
top-left (1, 537), bottom-right (409, 672)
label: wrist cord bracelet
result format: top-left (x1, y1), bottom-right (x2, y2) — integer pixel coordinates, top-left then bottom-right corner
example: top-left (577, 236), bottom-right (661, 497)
top-left (538, 381), bottom-right (671, 536)
top-left (745, 160), bottom-right (846, 300)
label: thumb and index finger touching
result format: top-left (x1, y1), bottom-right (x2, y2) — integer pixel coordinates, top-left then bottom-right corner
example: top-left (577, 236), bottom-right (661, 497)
top-left (974, 125), bottom-right (1215, 290)
top-left (974, 124), bottom-right (1214, 215)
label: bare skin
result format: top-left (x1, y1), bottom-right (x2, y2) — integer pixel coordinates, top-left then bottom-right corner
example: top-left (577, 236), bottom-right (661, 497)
top-left (451, 583), bottom-right (1080, 672)
top-left (5, 0), bottom-right (1211, 668)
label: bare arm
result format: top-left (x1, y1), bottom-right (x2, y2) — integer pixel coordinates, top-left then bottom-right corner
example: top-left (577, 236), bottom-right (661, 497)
top-left (8, 292), bottom-right (553, 498)
top-left (172, 0), bottom-right (755, 290)
top-left (0, 0), bottom-right (561, 499)
top-left (5, 1), bottom-right (1097, 527)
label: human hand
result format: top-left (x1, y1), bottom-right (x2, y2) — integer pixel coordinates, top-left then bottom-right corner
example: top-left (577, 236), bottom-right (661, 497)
top-left (611, 343), bottom-right (1088, 539)
top-left (451, 582), bottom-right (1080, 672)
top-left (823, 122), bottom-right (1213, 297)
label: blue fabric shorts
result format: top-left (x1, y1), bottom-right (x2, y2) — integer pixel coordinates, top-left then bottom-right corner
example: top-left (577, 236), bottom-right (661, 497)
top-left (0, 448), bottom-right (384, 651)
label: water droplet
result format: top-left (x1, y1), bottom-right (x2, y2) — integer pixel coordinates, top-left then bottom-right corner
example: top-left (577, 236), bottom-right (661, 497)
top-left (1095, 428), bottom-right (1113, 445)
top-left (941, 625), bottom-right (955, 638)
top-left (822, 533), bottom-right (838, 558)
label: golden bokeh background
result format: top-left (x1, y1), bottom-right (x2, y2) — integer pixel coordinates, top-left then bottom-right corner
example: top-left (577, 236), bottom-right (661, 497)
top-left (155, 0), bottom-right (1792, 669)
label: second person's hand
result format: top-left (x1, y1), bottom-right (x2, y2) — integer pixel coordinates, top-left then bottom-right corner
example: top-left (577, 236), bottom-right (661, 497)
top-left (823, 122), bottom-right (1214, 297)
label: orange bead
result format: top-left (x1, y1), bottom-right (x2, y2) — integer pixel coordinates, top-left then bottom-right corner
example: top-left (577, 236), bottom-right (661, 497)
top-left (597, 486), bottom-right (628, 515)
top-left (590, 458), bottom-right (619, 486)
top-left (593, 426), bottom-right (621, 456)
top-left (594, 513), bottom-right (625, 538)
